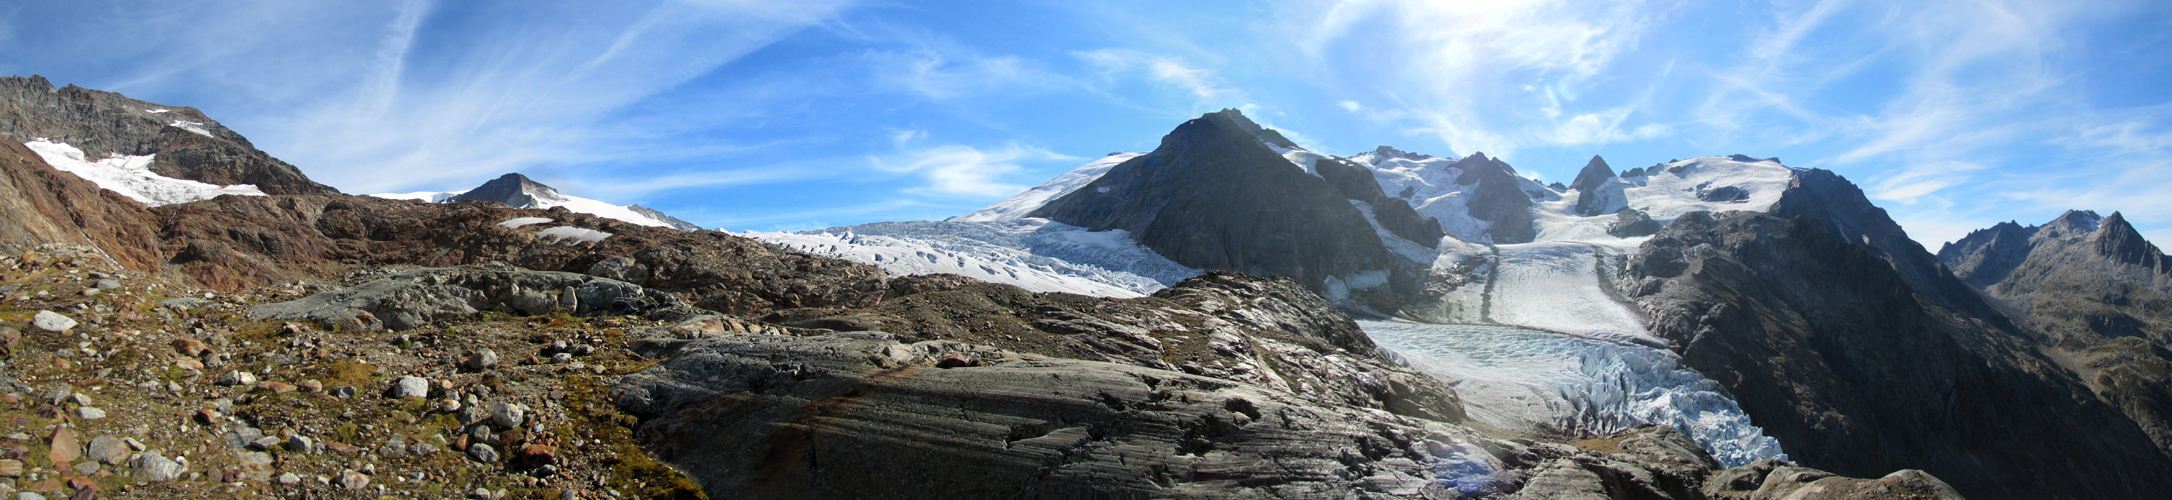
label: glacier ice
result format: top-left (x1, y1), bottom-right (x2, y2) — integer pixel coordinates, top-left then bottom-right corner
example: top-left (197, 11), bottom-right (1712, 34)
top-left (1363, 321), bottom-right (1787, 468)
top-left (746, 218), bottom-right (1199, 298)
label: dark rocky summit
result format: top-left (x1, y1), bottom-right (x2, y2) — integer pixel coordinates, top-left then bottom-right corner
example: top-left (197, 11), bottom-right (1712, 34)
top-left (1936, 220), bottom-right (2036, 289)
top-left (1569, 155), bottom-right (1620, 217)
top-left (1030, 109), bottom-right (1420, 312)
top-left (445, 173), bottom-right (560, 209)
top-left (1452, 152), bottom-right (1538, 243)
top-left (1627, 169), bottom-right (2172, 499)
top-left (0, 75), bottom-right (336, 195)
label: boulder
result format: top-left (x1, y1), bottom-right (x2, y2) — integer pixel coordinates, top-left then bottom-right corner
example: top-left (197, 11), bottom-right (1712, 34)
top-left (29, 311), bottom-right (74, 332)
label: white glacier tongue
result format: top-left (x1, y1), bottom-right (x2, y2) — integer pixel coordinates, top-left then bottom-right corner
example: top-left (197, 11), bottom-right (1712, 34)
top-left (1483, 241), bottom-right (1658, 346)
top-left (24, 140), bottom-right (266, 206)
top-left (1362, 321), bottom-right (1787, 468)
top-left (744, 218), bottom-right (1200, 298)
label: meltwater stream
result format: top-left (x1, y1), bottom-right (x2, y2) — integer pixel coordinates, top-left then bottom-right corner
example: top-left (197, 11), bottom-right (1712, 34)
top-left (1361, 321), bottom-right (1786, 468)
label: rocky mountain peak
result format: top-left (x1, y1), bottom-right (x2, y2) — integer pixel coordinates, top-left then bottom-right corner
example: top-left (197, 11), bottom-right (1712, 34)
top-left (1569, 155), bottom-right (1615, 193)
top-left (1570, 155), bottom-right (1621, 217)
top-left (1196, 108), bottom-right (1299, 151)
top-left (1937, 219), bottom-right (2039, 288)
top-left (2092, 212), bottom-right (2168, 272)
top-left (446, 173), bottom-right (563, 209)
top-left (2039, 209), bottom-right (2104, 240)
top-left (1030, 110), bottom-right (1415, 312)
top-left (1442, 152), bottom-right (1536, 242)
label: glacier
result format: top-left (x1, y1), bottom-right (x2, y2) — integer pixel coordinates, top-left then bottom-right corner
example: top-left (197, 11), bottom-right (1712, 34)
top-left (754, 138), bottom-right (1802, 471)
top-left (1364, 321), bottom-right (1787, 468)
top-left (749, 152), bottom-right (1200, 298)
top-left (746, 218), bottom-right (1198, 298)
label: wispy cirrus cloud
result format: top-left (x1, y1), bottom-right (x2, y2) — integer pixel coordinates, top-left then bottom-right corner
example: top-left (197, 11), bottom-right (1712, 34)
top-left (1281, 0), bottom-right (1661, 158)
top-left (873, 130), bottom-right (1078, 197)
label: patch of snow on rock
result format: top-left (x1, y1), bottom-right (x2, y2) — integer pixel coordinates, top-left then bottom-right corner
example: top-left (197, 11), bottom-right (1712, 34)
top-left (497, 217), bottom-right (553, 229)
top-left (535, 226), bottom-right (611, 244)
top-left (168, 119), bottom-right (214, 137)
top-left (24, 140), bottom-right (266, 206)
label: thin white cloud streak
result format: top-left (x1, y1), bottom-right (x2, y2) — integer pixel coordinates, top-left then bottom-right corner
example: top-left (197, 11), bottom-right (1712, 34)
top-left (134, 0), bottom-right (864, 194)
top-left (1072, 48), bottom-right (1250, 115)
top-left (874, 132), bottom-right (1078, 197)
top-left (360, 0), bottom-right (430, 117)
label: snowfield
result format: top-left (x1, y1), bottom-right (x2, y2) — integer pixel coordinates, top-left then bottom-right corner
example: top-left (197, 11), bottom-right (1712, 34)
top-left (368, 186), bottom-right (687, 229)
top-left (1477, 241), bottom-right (1656, 346)
top-left (1363, 321), bottom-right (1787, 468)
top-left (25, 140), bottom-right (266, 206)
top-left (746, 218), bottom-right (1198, 298)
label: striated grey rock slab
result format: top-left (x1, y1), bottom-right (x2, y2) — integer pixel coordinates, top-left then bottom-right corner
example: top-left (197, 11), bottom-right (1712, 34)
top-left (615, 329), bottom-right (1948, 500)
top-left (250, 267), bottom-right (700, 331)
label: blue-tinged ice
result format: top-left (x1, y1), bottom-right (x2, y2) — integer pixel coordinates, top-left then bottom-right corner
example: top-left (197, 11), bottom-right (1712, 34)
top-left (1363, 321), bottom-right (1786, 468)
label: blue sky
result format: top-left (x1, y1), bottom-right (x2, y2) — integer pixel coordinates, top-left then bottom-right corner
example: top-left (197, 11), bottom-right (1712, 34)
top-left (3, 0), bottom-right (2169, 247)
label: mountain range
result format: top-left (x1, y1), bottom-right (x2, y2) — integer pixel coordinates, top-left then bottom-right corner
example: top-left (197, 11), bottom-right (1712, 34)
top-left (4, 76), bottom-right (2170, 499)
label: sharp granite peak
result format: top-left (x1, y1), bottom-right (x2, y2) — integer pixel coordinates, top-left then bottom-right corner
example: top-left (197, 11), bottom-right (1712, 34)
top-left (371, 173), bottom-right (702, 231)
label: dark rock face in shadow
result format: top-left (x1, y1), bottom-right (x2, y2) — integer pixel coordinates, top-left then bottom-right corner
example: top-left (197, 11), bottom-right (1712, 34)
top-left (1030, 109), bottom-right (1418, 312)
top-left (1627, 169), bottom-right (2172, 499)
top-left (1450, 153), bottom-right (1537, 243)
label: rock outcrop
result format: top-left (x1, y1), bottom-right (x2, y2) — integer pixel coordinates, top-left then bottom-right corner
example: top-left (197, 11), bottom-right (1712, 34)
top-left (0, 75), bottom-right (336, 195)
top-left (1627, 170), bottom-right (2172, 499)
top-left (615, 273), bottom-right (1953, 499)
top-left (251, 267), bottom-right (703, 331)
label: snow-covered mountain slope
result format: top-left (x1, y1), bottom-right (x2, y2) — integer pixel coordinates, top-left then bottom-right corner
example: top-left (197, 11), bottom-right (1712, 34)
top-left (24, 140), bottom-right (266, 206)
top-left (1529, 156), bottom-right (1794, 242)
top-left (746, 218), bottom-right (1197, 298)
top-left (369, 173), bottom-right (701, 231)
top-left (748, 153), bottom-right (1201, 298)
top-left (1362, 321), bottom-right (1786, 468)
top-left (954, 153), bottom-right (1141, 222)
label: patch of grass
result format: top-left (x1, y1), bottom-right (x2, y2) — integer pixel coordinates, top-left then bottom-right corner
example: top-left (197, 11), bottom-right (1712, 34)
top-left (324, 360), bottom-right (379, 388)
top-left (334, 422), bottom-right (361, 443)
top-left (1571, 435), bottom-right (1627, 454)
top-left (561, 375), bottom-right (708, 500)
